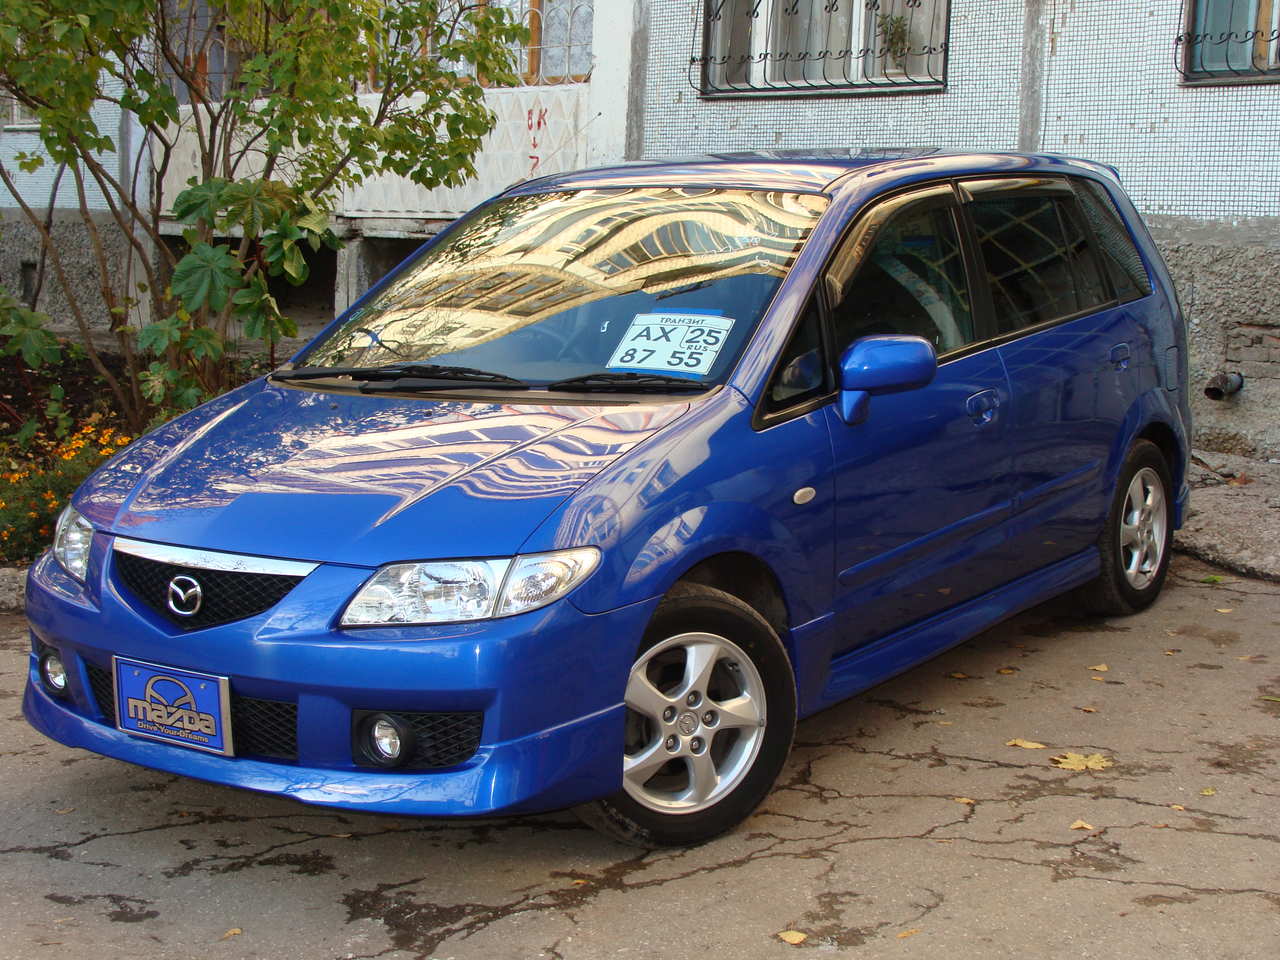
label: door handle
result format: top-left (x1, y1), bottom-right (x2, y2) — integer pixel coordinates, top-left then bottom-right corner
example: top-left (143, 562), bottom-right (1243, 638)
top-left (965, 389), bottom-right (1000, 425)
top-left (1110, 343), bottom-right (1131, 371)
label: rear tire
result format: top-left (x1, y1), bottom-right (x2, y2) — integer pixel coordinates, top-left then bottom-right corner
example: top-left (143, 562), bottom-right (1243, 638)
top-left (575, 583), bottom-right (796, 847)
top-left (1078, 439), bottom-right (1173, 616)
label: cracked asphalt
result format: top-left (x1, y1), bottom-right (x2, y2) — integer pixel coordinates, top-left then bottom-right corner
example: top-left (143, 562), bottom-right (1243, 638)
top-left (2, 554), bottom-right (1277, 960)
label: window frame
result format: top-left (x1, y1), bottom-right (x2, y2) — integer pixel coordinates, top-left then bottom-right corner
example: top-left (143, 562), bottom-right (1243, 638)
top-left (1179, 0), bottom-right (1280, 86)
top-left (955, 175), bottom-right (1131, 348)
top-left (3, 96), bottom-right (38, 129)
top-left (697, 0), bottom-right (950, 100)
top-left (753, 173), bottom-right (1154, 430)
top-left (754, 179), bottom-right (988, 430)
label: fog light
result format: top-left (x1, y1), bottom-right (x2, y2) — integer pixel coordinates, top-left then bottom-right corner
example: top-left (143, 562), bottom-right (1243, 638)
top-left (40, 651), bottom-right (68, 696)
top-left (372, 719), bottom-right (401, 760)
top-left (357, 713), bottom-right (415, 768)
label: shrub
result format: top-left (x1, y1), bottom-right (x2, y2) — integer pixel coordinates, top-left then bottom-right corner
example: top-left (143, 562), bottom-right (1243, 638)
top-left (0, 417), bottom-right (132, 564)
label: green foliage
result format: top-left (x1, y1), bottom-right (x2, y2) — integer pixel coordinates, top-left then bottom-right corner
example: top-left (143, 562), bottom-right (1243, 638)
top-left (0, 288), bottom-right (60, 367)
top-left (0, 0), bottom-right (526, 425)
top-left (0, 283), bottom-right (71, 441)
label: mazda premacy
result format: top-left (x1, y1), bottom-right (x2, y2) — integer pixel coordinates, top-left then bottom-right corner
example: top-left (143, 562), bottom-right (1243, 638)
top-left (24, 151), bottom-right (1189, 845)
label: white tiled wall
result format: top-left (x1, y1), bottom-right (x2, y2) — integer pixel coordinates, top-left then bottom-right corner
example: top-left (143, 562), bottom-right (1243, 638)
top-left (643, 1), bottom-right (1280, 221)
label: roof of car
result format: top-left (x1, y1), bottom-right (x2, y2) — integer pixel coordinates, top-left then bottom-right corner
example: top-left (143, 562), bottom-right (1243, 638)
top-left (507, 149), bottom-right (1121, 197)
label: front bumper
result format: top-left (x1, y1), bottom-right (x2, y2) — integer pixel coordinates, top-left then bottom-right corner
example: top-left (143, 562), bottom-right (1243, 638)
top-left (22, 546), bottom-right (657, 816)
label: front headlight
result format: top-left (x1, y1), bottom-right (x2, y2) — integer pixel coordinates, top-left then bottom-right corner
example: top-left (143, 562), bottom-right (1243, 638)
top-left (52, 505), bottom-right (94, 581)
top-left (341, 548), bottom-right (600, 627)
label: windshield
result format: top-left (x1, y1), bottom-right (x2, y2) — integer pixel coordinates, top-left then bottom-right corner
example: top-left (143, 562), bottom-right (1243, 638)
top-left (296, 186), bottom-right (828, 388)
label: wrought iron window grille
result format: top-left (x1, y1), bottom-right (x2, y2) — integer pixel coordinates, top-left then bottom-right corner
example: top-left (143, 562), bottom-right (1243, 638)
top-left (1176, 0), bottom-right (1280, 83)
top-left (691, 0), bottom-right (950, 97)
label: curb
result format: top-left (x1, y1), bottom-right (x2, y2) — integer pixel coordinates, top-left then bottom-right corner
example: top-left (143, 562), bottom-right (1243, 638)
top-left (0, 567), bottom-right (26, 614)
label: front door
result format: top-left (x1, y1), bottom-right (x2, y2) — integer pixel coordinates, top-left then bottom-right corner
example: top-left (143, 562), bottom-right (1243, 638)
top-left (821, 184), bottom-right (1016, 653)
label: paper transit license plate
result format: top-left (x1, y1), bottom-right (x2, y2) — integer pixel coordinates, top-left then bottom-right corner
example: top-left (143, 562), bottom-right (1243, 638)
top-left (114, 656), bottom-right (234, 755)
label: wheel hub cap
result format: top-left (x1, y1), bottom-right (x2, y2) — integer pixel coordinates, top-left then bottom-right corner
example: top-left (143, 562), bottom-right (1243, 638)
top-left (1120, 466), bottom-right (1167, 590)
top-left (621, 632), bottom-right (767, 815)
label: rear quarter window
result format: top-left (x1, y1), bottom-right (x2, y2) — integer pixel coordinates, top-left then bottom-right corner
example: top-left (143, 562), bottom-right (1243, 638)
top-left (1074, 179), bottom-right (1153, 303)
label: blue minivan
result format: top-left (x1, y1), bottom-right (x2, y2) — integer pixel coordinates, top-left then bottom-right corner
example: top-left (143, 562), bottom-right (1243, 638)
top-left (23, 151), bottom-right (1189, 845)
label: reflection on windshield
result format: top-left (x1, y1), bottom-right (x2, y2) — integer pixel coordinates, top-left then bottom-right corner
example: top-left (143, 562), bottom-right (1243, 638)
top-left (300, 187), bottom-right (828, 384)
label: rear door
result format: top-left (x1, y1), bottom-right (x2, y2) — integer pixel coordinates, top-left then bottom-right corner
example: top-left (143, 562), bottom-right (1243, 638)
top-left (959, 176), bottom-right (1155, 572)
top-left (819, 184), bottom-right (1016, 654)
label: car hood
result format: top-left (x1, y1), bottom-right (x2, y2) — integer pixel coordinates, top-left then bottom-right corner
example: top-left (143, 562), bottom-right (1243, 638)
top-left (76, 380), bottom-right (689, 566)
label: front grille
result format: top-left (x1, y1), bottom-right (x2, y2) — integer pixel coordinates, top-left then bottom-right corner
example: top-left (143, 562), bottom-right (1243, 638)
top-left (231, 697), bottom-right (298, 761)
top-left (353, 709), bottom-right (483, 769)
top-left (83, 661), bottom-right (299, 763)
top-left (403, 711), bottom-right (483, 768)
top-left (113, 551), bottom-right (304, 630)
top-left (85, 660), bottom-right (116, 721)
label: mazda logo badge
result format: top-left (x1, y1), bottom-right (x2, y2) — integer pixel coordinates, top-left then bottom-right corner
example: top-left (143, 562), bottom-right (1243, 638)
top-left (166, 575), bottom-right (203, 617)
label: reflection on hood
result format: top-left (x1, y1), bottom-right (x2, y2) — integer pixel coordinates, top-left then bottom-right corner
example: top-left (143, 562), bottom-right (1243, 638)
top-left (77, 381), bottom-right (688, 565)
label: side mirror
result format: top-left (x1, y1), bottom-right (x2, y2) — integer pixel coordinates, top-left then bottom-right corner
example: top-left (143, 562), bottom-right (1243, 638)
top-left (837, 335), bottom-right (937, 425)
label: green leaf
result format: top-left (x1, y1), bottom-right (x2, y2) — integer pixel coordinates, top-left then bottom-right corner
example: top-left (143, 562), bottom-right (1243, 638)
top-left (137, 315), bottom-right (185, 354)
top-left (221, 180), bottom-right (292, 236)
top-left (170, 243), bottom-right (243, 313)
top-left (0, 307), bottom-right (61, 367)
top-left (172, 179), bottom-right (231, 227)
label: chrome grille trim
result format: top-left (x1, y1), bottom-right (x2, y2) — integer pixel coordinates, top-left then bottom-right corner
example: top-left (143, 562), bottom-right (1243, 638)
top-left (111, 537), bottom-right (319, 577)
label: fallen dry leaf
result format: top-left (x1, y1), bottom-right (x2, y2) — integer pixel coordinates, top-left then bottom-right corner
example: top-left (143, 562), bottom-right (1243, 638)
top-left (996, 667), bottom-right (1018, 675)
top-left (953, 797), bottom-right (975, 805)
top-left (1077, 706), bottom-right (1098, 713)
top-left (330, 833), bottom-right (353, 839)
top-left (54, 808), bottom-right (75, 815)
top-left (1090, 676), bottom-right (1106, 683)
top-left (897, 929), bottom-right (921, 939)
top-left (1215, 608), bottom-right (1234, 614)
top-left (1006, 738), bottom-right (1048, 749)
top-left (571, 879), bottom-right (589, 886)
top-left (948, 672), bottom-right (971, 680)
top-left (1200, 787), bottom-right (1216, 796)
top-left (219, 929), bottom-right (242, 941)
top-left (1235, 655), bottom-right (1266, 662)
top-left (936, 720), bottom-right (953, 726)
top-left (1087, 663), bottom-right (1109, 672)
top-left (1051, 752), bottom-right (1113, 771)
top-left (1069, 820), bottom-right (1095, 830)
top-left (777, 930), bottom-right (808, 945)
top-left (1163, 649), bottom-right (1178, 656)
top-left (1170, 804), bottom-right (1185, 811)
top-left (1152, 823), bottom-right (1170, 829)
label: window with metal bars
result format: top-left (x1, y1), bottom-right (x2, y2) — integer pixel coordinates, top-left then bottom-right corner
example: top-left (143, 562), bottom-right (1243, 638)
top-left (694, 0), bottom-right (949, 97)
top-left (1177, 0), bottom-right (1280, 83)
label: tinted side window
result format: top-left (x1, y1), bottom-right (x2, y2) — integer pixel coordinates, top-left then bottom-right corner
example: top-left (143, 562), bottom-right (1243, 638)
top-left (1075, 180), bottom-right (1153, 302)
top-left (1056, 196), bottom-right (1109, 311)
top-left (968, 195), bottom-right (1081, 333)
top-left (827, 197), bottom-right (975, 358)
top-left (764, 299), bottom-right (828, 414)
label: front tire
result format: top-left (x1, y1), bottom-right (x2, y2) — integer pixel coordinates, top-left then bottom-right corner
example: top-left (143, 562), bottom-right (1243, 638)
top-left (575, 583), bottom-right (796, 846)
top-left (1079, 439), bottom-right (1174, 615)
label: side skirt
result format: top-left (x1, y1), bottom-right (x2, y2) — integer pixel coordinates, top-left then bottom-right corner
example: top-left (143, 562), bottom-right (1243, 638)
top-left (800, 548), bottom-right (1100, 717)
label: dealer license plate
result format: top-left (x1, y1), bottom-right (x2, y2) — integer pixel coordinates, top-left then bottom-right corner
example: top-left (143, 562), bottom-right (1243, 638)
top-left (113, 656), bottom-right (233, 756)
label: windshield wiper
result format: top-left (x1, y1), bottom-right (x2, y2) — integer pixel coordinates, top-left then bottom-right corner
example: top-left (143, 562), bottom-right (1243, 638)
top-left (271, 363), bottom-right (527, 387)
top-left (545, 371), bottom-right (712, 393)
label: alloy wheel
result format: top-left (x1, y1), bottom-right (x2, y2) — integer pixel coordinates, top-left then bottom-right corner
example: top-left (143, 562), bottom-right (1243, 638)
top-left (1119, 466), bottom-right (1167, 590)
top-left (621, 632), bottom-right (767, 814)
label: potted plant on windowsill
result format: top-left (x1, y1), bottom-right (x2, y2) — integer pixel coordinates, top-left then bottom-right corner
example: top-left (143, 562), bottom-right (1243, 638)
top-left (876, 13), bottom-right (911, 76)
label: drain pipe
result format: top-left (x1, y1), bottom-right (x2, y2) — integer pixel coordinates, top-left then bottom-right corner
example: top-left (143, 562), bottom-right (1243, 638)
top-left (1204, 372), bottom-right (1244, 401)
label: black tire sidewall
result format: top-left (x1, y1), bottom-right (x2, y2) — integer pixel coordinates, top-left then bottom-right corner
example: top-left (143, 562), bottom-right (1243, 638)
top-left (594, 590), bottom-right (796, 846)
top-left (1103, 441), bottom-right (1174, 612)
